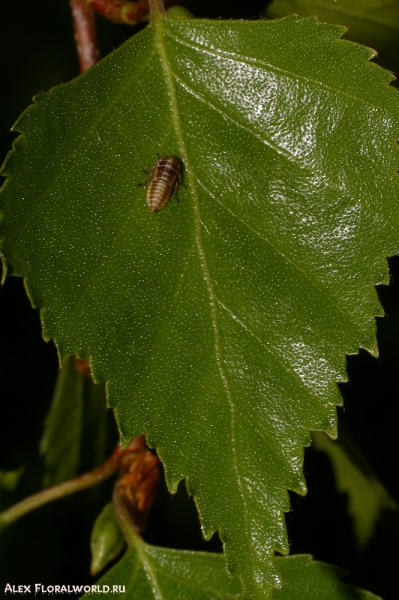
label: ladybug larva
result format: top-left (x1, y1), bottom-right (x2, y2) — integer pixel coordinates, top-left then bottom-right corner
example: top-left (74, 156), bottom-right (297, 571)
top-left (139, 155), bottom-right (184, 212)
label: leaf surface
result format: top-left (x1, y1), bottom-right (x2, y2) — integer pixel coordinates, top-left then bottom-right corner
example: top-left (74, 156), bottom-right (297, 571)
top-left (40, 356), bottom-right (84, 486)
top-left (273, 555), bottom-right (381, 600)
top-left (84, 545), bottom-right (242, 600)
top-left (85, 549), bottom-right (380, 600)
top-left (40, 356), bottom-right (109, 486)
top-left (90, 502), bottom-right (126, 576)
top-left (1, 15), bottom-right (399, 597)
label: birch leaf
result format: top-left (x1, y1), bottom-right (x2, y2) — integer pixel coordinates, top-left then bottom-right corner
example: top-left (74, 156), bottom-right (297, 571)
top-left (1, 14), bottom-right (398, 597)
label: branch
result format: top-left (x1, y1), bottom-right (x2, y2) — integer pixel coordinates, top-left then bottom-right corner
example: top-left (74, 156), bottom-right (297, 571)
top-left (69, 0), bottom-right (100, 72)
top-left (0, 445), bottom-right (123, 532)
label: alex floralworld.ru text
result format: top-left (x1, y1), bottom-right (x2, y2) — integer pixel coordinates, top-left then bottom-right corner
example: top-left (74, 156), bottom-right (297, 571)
top-left (4, 584), bottom-right (126, 594)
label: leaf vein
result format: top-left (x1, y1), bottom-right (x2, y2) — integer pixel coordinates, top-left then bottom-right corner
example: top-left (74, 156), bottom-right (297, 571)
top-left (168, 30), bottom-right (384, 109)
top-left (216, 298), bottom-right (324, 407)
top-left (126, 560), bottom-right (142, 592)
top-left (195, 175), bottom-right (359, 330)
top-left (157, 17), bottom-right (254, 570)
top-left (144, 553), bottom-right (239, 598)
top-left (172, 70), bottom-right (367, 207)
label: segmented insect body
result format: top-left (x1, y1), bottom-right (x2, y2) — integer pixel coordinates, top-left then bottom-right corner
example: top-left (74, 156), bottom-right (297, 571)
top-left (144, 156), bottom-right (182, 212)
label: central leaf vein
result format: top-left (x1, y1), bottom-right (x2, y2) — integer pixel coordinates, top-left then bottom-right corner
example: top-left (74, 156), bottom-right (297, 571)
top-left (155, 17), bottom-right (251, 553)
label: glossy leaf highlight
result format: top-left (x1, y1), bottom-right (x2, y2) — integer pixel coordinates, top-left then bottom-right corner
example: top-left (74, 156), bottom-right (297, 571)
top-left (86, 550), bottom-right (381, 599)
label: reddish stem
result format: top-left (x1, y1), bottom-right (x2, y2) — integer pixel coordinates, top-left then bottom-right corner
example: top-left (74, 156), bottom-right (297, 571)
top-left (148, 0), bottom-right (165, 22)
top-left (69, 0), bottom-right (100, 72)
top-left (0, 445), bottom-right (124, 531)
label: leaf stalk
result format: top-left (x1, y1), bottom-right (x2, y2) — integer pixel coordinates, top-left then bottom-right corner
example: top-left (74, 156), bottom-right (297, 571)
top-left (0, 445), bottom-right (124, 533)
top-left (148, 0), bottom-right (165, 24)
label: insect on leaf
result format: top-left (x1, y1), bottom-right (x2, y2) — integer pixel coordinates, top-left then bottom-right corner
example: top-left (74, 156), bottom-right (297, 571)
top-left (1, 14), bottom-right (399, 598)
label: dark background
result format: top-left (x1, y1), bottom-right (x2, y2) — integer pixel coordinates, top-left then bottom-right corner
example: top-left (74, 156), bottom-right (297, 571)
top-left (0, 1), bottom-right (398, 598)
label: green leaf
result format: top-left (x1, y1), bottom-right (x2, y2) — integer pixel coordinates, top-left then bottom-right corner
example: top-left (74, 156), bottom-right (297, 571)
top-left (274, 555), bottom-right (381, 599)
top-left (312, 431), bottom-right (397, 549)
top-left (84, 544), bottom-right (242, 599)
top-left (81, 370), bottom-right (111, 473)
top-left (85, 549), bottom-right (380, 600)
top-left (265, 0), bottom-right (399, 72)
top-left (1, 15), bottom-right (399, 597)
top-left (90, 502), bottom-right (126, 576)
top-left (40, 356), bottom-right (84, 486)
top-left (165, 6), bottom-right (196, 20)
top-left (40, 356), bottom-right (110, 486)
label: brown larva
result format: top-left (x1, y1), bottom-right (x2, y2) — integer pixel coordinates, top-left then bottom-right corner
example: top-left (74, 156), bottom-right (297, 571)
top-left (139, 155), bottom-right (184, 212)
